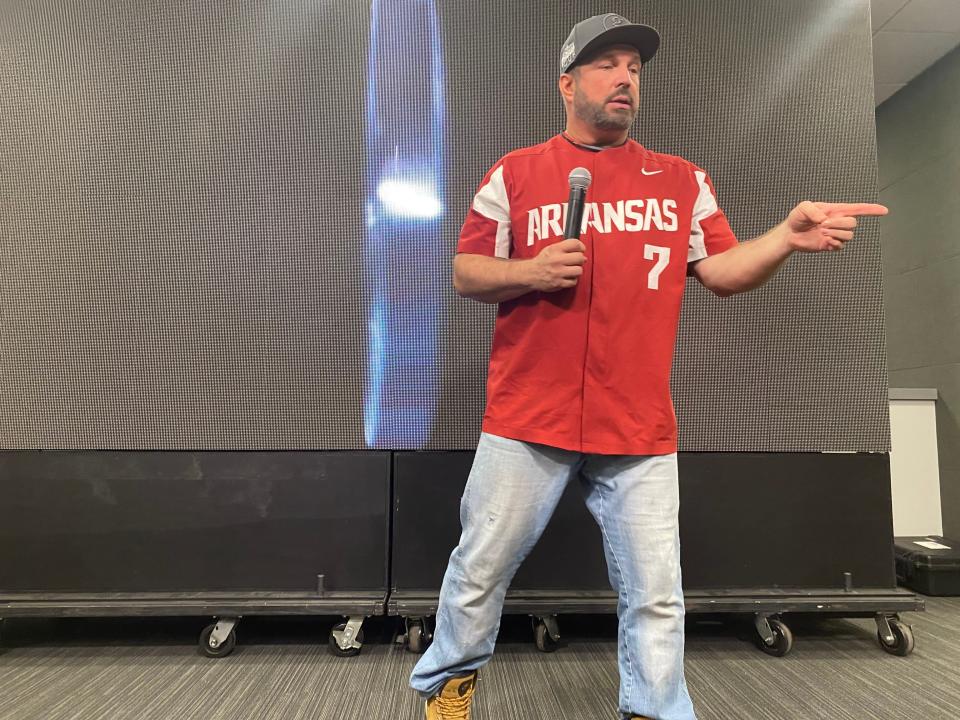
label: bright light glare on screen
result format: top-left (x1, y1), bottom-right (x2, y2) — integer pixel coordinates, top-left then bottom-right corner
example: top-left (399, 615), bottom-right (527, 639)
top-left (376, 178), bottom-right (442, 219)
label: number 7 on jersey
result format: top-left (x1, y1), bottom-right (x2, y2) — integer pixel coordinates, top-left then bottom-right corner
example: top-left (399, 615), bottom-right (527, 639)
top-left (644, 244), bottom-right (670, 290)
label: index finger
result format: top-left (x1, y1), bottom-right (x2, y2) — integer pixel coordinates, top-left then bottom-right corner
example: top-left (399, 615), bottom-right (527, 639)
top-left (815, 202), bottom-right (889, 217)
top-left (560, 238), bottom-right (587, 252)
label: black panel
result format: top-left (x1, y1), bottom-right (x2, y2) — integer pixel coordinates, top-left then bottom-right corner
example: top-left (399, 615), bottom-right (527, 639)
top-left (393, 451), bottom-right (896, 592)
top-left (0, 451), bottom-right (390, 593)
top-left (677, 453), bottom-right (895, 589)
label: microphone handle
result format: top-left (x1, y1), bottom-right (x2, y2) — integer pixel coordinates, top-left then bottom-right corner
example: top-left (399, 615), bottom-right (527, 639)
top-left (564, 186), bottom-right (587, 239)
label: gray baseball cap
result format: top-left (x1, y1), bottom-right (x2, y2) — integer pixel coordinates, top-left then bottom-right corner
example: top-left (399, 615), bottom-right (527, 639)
top-left (559, 13), bottom-right (661, 74)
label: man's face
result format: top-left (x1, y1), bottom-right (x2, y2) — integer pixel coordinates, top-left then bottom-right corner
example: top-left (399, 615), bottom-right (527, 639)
top-left (569, 45), bottom-right (642, 132)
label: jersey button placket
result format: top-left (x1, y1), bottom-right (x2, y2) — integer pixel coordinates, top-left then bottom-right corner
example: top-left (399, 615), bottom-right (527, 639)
top-left (579, 156), bottom-right (598, 451)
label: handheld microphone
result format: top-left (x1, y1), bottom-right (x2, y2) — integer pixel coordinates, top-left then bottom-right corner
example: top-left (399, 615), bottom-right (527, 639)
top-left (564, 167), bottom-right (592, 239)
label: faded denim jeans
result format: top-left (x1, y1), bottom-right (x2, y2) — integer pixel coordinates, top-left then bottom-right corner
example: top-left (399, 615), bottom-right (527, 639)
top-left (409, 431), bottom-right (696, 720)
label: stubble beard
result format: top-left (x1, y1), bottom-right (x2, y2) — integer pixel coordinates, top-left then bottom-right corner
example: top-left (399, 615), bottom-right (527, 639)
top-left (572, 85), bottom-right (636, 131)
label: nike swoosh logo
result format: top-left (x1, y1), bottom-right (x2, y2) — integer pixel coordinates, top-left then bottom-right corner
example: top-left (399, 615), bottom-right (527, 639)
top-left (641, 169), bottom-right (663, 175)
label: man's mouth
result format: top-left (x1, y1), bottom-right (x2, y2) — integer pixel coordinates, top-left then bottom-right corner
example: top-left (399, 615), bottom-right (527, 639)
top-left (607, 97), bottom-right (632, 109)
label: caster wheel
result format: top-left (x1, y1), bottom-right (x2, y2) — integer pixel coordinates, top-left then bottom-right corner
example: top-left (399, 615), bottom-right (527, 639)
top-left (534, 620), bottom-right (560, 653)
top-left (329, 623), bottom-right (365, 657)
top-left (406, 621), bottom-right (427, 654)
top-left (878, 619), bottom-right (915, 656)
top-left (756, 618), bottom-right (793, 657)
top-left (199, 623), bottom-right (237, 658)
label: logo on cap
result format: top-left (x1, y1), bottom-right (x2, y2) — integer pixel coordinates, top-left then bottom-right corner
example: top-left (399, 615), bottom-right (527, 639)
top-left (602, 13), bottom-right (627, 29)
top-left (560, 41), bottom-right (576, 69)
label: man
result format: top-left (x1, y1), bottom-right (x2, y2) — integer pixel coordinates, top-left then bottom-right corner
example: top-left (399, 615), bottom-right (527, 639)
top-left (410, 13), bottom-right (887, 720)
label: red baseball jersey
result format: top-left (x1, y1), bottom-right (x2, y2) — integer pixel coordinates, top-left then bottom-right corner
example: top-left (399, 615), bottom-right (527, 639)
top-left (458, 133), bottom-right (738, 455)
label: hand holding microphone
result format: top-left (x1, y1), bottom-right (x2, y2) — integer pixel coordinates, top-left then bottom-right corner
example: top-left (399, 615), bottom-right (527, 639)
top-left (529, 167), bottom-right (592, 292)
top-left (529, 238), bottom-right (587, 292)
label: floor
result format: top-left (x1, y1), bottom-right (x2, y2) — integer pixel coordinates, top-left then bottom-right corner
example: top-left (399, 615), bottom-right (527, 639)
top-left (0, 596), bottom-right (958, 720)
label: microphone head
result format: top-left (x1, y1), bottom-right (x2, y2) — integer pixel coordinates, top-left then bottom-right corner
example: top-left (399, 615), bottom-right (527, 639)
top-left (568, 166), bottom-right (592, 191)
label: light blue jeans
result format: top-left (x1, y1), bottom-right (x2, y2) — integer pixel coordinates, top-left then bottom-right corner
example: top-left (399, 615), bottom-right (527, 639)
top-left (409, 432), bottom-right (696, 720)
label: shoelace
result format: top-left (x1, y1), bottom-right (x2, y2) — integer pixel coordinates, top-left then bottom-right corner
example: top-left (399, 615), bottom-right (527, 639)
top-left (434, 693), bottom-right (472, 720)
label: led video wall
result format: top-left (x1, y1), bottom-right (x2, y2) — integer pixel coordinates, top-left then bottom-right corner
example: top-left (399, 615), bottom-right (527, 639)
top-left (0, 0), bottom-right (889, 452)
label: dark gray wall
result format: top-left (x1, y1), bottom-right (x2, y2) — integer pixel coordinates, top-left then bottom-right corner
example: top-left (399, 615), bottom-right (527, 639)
top-left (876, 45), bottom-right (960, 538)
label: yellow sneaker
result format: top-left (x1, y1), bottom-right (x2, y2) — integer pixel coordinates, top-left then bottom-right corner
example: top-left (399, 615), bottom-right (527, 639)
top-left (424, 671), bottom-right (478, 720)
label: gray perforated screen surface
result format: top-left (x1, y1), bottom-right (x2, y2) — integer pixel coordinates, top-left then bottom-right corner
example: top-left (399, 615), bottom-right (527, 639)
top-left (0, 0), bottom-right (889, 451)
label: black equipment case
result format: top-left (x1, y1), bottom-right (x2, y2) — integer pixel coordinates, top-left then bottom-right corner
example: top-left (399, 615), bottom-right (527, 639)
top-left (895, 536), bottom-right (960, 596)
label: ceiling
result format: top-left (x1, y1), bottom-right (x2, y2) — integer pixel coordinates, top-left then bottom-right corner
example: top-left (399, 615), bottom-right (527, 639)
top-left (872, 0), bottom-right (960, 105)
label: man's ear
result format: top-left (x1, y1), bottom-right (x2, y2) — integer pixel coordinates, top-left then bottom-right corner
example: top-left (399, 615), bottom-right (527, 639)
top-left (558, 72), bottom-right (575, 105)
